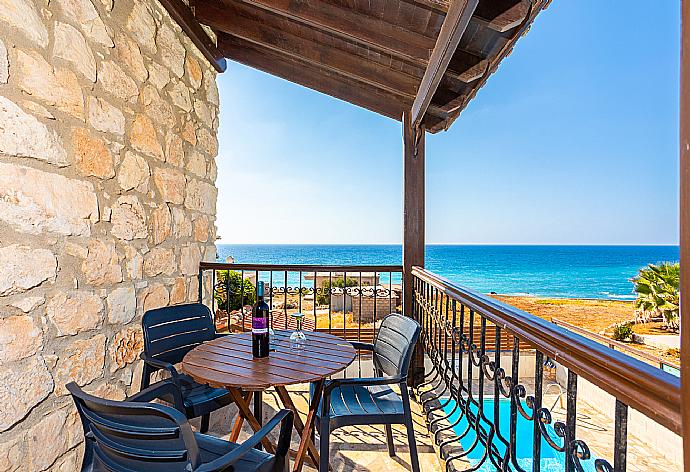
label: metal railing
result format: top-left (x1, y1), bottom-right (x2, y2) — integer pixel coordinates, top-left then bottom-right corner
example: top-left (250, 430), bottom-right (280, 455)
top-left (412, 267), bottom-right (681, 472)
top-left (198, 262), bottom-right (403, 344)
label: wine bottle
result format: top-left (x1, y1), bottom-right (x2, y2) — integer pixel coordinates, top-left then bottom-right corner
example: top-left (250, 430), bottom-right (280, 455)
top-left (252, 281), bottom-right (270, 358)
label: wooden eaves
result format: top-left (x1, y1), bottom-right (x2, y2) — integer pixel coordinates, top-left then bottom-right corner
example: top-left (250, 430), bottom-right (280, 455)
top-left (159, 0), bottom-right (550, 133)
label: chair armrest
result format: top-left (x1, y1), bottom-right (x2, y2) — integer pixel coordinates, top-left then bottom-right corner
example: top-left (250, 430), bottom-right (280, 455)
top-left (140, 353), bottom-right (182, 385)
top-left (323, 375), bottom-right (404, 396)
top-left (195, 409), bottom-right (294, 472)
top-left (126, 380), bottom-right (185, 412)
top-left (350, 341), bottom-right (375, 351)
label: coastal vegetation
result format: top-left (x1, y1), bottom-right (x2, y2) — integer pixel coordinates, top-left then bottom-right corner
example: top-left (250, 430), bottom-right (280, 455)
top-left (214, 270), bottom-right (256, 311)
top-left (612, 322), bottom-right (634, 342)
top-left (631, 262), bottom-right (680, 331)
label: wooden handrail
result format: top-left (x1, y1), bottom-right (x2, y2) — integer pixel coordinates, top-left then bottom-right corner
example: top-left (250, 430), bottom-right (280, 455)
top-left (551, 318), bottom-right (680, 370)
top-left (411, 266), bottom-right (682, 435)
top-left (200, 262), bottom-right (403, 273)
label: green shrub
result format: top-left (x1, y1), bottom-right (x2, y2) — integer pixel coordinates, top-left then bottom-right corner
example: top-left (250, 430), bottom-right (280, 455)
top-left (214, 270), bottom-right (256, 311)
top-left (316, 277), bottom-right (359, 305)
top-left (612, 323), bottom-right (634, 342)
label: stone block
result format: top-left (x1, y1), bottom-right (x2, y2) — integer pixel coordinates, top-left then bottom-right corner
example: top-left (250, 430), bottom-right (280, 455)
top-left (0, 97), bottom-right (67, 166)
top-left (0, 315), bottom-right (43, 363)
top-left (46, 290), bottom-right (103, 336)
top-left (54, 334), bottom-right (106, 395)
top-left (0, 163), bottom-right (98, 236)
top-left (0, 244), bottom-right (56, 296)
top-left (81, 239), bottom-right (122, 286)
top-left (107, 285), bottom-right (136, 324)
top-left (0, 356), bottom-right (53, 432)
top-left (111, 195), bottom-right (147, 240)
top-left (0, 0), bottom-right (48, 47)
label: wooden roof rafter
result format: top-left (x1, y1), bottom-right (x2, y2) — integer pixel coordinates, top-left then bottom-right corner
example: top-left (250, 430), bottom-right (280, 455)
top-left (173, 0), bottom-right (550, 132)
top-left (411, 0), bottom-right (479, 128)
top-left (156, 0), bottom-right (227, 72)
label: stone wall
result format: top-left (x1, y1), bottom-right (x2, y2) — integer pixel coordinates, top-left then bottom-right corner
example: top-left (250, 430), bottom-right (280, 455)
top-left (0, 0), bottom-right (220, 467)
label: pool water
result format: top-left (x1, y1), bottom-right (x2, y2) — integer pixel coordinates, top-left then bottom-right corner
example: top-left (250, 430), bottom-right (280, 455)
top-left (441, 398), bottom-right (598, 471)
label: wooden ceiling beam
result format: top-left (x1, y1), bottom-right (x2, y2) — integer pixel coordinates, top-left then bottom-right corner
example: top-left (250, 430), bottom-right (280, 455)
top-left (411, 0), bottom-right (478, 127)
top-left (474, 0), bottom-right (530, 33)
top-left (399, 0), bottom-right (448, 14)
top-left (218, 34), bottom-right (408, 120)
top-left (198, 0), bottom-right (420, 96)
top-left (157, 0), bottom-right (227, 72)
top-left (426, 0), bottom-right (541, 132)
top-left (224, 0), bottom-right (436, 63)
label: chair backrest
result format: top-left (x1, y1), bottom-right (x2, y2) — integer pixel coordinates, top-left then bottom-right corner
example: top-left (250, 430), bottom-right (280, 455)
top-left (68, 382), bottom-right (201, 472)
top-left (373, 314), bottom-right (421, 378)
top-left (142, 303), bottom-right (216, 364)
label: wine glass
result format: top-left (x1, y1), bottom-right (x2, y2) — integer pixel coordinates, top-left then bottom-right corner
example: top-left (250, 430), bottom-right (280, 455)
top-left (289, 312), bottom-right (307, 351)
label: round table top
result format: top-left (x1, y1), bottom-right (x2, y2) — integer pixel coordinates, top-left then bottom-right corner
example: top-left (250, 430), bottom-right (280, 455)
top-left (181, 330), bottom-right (356, 391)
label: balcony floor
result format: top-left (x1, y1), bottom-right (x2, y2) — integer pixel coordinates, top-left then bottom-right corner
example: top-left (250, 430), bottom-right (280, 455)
top-left (202, 357), bottom-right (442, 471)
top-left (199, 356), bottom-right (680, 472)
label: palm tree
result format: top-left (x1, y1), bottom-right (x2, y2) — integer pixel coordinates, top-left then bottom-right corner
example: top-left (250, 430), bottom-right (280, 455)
top-left (631, 262), bottom-right (680, 331)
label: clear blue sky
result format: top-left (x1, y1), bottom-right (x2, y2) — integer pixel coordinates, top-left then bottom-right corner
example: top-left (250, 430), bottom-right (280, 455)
top-left (215, 0), bottom-right (680, 245)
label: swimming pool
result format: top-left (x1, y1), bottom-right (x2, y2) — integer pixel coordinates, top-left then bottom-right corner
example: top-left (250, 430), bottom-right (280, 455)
top-left (441, 398), bottom-right (598, 471)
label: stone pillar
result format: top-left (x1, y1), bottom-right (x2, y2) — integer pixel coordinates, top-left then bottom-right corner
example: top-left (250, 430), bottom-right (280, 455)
top-left (0, 0), bottom-right (221, 467)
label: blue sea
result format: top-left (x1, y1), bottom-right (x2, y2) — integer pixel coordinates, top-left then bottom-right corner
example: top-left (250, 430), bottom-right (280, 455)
top-left (216, 245), bottom-right (679, 300)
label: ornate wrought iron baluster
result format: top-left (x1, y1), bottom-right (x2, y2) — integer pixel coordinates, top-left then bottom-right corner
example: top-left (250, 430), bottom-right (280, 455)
top-left (240, 270), bottom-right (245, 330)
top-left (285, 270), bottom-right (289, 330)
top-left (613, 400), bottom-right (628, 472)
top-left (491, 325), bottom-right (511, 470)
top-left (343, 270), bottom-right (347, 338)
top-left (312, 271), bottom-right (316, 334)
top-left (327, 272), bottom-right (332, 332)
top-left (388, 271), bottom-right (392, 314)
top-left (270, 271), bottom-right (274, 330)
top-left (430, 298), bottom-right (460, 436)
top-left (298, 270), bottom-right (303, 314)
top-left (508, 336), bottom-right (526, 472)
top-left (358, 271), bottom-right (363, 377)
top-left (566, 370), bottom-right (578, 472)
top-left (438, 304), bottom-right (467, 451)
top-left (533, 351), bottom-right (544, 472)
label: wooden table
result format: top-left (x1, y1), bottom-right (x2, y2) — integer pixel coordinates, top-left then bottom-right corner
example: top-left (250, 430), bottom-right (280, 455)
top-left (181, 330), bottom-right (356, 472)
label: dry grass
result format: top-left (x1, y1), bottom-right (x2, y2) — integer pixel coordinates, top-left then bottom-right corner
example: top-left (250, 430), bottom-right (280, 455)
top-left (493, 295), bottom-right (634, 333)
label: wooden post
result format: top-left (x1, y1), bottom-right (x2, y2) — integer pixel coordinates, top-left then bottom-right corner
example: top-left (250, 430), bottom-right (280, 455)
top-left (403, 111), bottom-right (425, 387)
top-left (680, 1), bottom-right (690, 468)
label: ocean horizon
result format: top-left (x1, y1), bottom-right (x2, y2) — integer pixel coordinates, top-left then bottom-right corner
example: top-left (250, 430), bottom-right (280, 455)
top-left (216, 244), bottom-right (680, 300)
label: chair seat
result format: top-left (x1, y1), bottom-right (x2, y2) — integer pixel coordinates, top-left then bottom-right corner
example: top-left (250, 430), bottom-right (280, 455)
top-left (196, 433), bottom-right (274, 471)
top-left (145, 373), bottom-right (233, 420)
top-left (178, 375), bottom-right (233, 418)
top-left (316, 384), bottom-right (406, 427)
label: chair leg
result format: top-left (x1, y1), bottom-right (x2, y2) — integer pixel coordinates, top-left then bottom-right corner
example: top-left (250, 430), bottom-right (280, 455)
top-left (401, 385), bottom-right (420, 472)
top-left (319, 421), bottom-right (330, 472)
top-left (404, 418), bottom-right (420, 472)
top-left (200, 413), bottom-right (210, 433)
top-left (385, 424), bottom-right (396, 457)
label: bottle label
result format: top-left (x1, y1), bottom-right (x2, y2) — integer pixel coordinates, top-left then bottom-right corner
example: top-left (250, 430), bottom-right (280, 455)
top-left (252, 317), bottom-right (268, 333)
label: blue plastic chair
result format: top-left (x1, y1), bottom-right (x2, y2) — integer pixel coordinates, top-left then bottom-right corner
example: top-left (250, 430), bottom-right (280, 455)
top-left (140, 303), bottom-right (233, 432)
top-left (68, 382), bottom-right (293, 471)
top-left (314, 313), bottom-right (422, 472)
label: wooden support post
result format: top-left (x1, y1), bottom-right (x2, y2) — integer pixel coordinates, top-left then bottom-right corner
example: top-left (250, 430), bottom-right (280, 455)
top-left (403, 111), bottom-right (425, 387)
top-left (680, 0), bottom-right (690, 468)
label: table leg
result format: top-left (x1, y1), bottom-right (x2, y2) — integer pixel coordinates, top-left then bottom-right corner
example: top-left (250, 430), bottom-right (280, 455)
top-left (229, 391), bottom-right (251, 442)
top-left (254, 391), bottom-right (263, 450)
top-left (226, 388), bottom-right (276, 454)
top-left (275, 380), bottom-right (324, 472)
